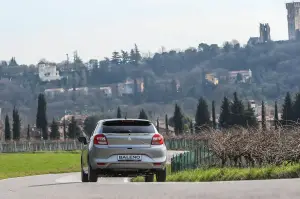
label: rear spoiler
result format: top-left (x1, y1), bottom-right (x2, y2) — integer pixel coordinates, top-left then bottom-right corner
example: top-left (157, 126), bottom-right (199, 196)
top-left (103, 120), bottom-right (151, 126)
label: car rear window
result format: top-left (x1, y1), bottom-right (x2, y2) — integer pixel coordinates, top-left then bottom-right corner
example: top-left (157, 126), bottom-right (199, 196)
top-left (102, 120), bottom-right (155, 133)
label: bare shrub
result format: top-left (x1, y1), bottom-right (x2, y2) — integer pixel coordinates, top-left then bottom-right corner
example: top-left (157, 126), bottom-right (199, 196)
top-left (206, 126), bottom-right (300, 167)
top-left (167, 125), bottom-right (300, 167)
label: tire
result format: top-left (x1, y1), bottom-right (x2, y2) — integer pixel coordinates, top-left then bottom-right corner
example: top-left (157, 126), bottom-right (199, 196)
top-left (81, 158), bottom-right (88, 182)
top-left (144, 174), bottom-right (154, 182)
top-left (81, 168), bottom-right (88, 182)
top-left (156, 168), bottom-right (167, 182)
top-left (88, 164), bottom-right (98, 182)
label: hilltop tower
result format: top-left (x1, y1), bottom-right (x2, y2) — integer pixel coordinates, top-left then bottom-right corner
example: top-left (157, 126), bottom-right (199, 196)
top-left (259, 23), bottom-right (271, 43)
top-left (286, 2), bottom-right (300, 40)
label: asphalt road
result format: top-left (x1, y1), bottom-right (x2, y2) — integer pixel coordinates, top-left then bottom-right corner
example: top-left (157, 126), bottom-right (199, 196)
top-left (1, 150), bottom-right (300, 199)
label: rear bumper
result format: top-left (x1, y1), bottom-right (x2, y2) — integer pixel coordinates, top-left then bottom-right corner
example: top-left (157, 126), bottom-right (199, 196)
top-left (93, 168), bottom-right (164, 177)
top-left (89, 145), bottom-right (167, 171)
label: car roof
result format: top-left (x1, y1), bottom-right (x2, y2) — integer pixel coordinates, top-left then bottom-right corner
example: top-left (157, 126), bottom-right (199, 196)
top-left (97, 118), bottom-right (151, 124)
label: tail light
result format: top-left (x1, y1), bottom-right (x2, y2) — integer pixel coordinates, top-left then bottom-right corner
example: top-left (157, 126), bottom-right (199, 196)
top-left (151, 133), bottom-right (164, 145)
top-left (93, 134), bottom-right (108, 145)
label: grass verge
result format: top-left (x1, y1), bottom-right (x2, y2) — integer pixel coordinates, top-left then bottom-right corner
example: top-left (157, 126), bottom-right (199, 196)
top-left (0, 151), bottom-right (81, 180)
top-left (132, 164), bottom-right (300, 182)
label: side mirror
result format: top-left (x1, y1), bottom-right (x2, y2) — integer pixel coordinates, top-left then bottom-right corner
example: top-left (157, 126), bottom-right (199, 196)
top-left (78, 136), bottom-right (87, 145)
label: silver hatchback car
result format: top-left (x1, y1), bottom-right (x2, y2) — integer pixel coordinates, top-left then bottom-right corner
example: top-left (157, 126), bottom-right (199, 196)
top-left (78, 118), bottom-right (167, 182)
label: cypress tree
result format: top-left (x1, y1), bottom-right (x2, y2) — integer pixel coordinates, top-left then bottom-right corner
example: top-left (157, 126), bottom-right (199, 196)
top-left (281, 92), bottom-right (294, 125)
top-left (117, 106), bottom-right (122, 118)
top-left (50, 118), bottom-right (60, 140)
top-left (83, 115), bottom-right (101, 138)
top-left (173, 104), bottom-right (184, 135)
top-left (63, 116), bottom-right (67, 140)
top-left (189, 121), bottom-right (194, 134)
top-left (219, 96), bottom-right (231, 128)
top-left (27, 124), bottom-right (30, 140)
top-left (36, 93), bottom-right (48, 140)
top-left (212, 100), bottom-right (216, 129)
top-left (68, 116), bottom-right (81, 139)
top-left (165, 114), bottom-right (169, 134)
top-left (195, 97), bottom-right (210, 132)
top-left (230, 92), bottom-right (245, 127)
top-left (292, 93), bottom-right (300, 122)
top-left (261, 101), bottom-right (266, 131)
top-left (274, 101), bottom-right (279, 129)
top-left (12, 106), bottom-right (21, 141)
top-left (138, 109), bottom-right (148, 119)
top-left (4, 114), bottom-right (11, 141)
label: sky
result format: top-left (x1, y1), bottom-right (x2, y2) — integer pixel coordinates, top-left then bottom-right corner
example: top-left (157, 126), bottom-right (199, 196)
top-left (0, 0), bottom-right (293, 64)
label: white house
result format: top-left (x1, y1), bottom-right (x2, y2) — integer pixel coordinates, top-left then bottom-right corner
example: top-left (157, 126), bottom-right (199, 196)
top-left (44, 88), bottom-right (65, 98)
top-left (228, 69), bottom-right (252, 83)
top-left (67, 87), bottom-right (89, 95)
top-left (38, 60), bottom-right (61, 82)
top-left (117, 78), bottom-right (144, 96)
top-left (99, 87), bottom-right (112, 97)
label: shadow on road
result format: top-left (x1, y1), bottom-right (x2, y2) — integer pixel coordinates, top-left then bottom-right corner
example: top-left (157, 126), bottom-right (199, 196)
top-left (28, 182), bottom-right (82, 187)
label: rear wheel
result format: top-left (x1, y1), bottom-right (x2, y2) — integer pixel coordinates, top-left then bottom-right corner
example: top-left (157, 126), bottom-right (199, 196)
top-left (88, 164), bottom-right (98, 182)
top-left (81, 158), bottom-right (88, 182)
top-left (81, 168), bottom-right (88, 182)
top-left (156, 168), bottom-right (167, 182)
top-left (144, 174), bottom-right (154, 182)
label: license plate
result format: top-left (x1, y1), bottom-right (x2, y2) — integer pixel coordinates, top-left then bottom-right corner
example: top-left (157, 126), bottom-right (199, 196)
top-left (117, 155), bottom-right (142, 161)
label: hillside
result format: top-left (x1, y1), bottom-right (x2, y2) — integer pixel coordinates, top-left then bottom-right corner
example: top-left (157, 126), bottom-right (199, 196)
top-left (0, 40), bottom-right (299, 123)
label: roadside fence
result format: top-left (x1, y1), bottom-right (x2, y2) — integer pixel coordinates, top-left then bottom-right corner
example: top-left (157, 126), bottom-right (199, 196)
top-left (0, 138), bottom-right (207, 153)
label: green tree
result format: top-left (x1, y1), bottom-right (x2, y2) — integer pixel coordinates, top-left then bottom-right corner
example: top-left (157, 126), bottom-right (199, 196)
top-left (281, 92), bottom-right (294, 125)
top-left (173, 104), bottom-right (184, 135)
top-left (121, 50), bottom-right (130, 64)
top-left (117, 106), bottom-right (122, 118)
top-left (129, 49), bottom-right (135, 64)
top-left (219, 96), bottom-right (231, 128)
top-left (230, 92), bottom-right (246, 126)
top-left (133, 44), bottom-right (142, 65)
top-left (138, 109), bottom-right (148, 119)
top-left (83, 115), bottom-right (100, 137)
top-left (4, 114), bottom-right (11, 141)
top-left (50, 118), bottom-right (60, 140)
top-left (165, 114), bottom-right (169, 134)
top-left (27, 124), bottom-right (30, 140)
top-left (195, 97), bottom-right (211, 131)
top-left (36, 93), bottom-right (48, 140)
top-left (8, 57), bottom-right (18, 66)
top-left (68, 116), bottom-right (81, 139)
top-left (63, 116), bottom-right (67, 140)
top-left (189, 121), bottom-right (194, 134)
top-left (292, 93), bottom-right (300, 122)
top-left (261, 101), bottom-right (266, 131)
top-left (212, 100), bottom-right (216, 129)
top-left (12, 106), bottom-right (21, 141)
top-left (111, 51), bottom-right (121, 65)
top-left (274, 101), bottom-right (279, 129)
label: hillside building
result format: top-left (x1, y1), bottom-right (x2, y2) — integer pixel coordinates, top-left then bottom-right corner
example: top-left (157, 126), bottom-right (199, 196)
top-left (286, 2), bottom-right (300, 40)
